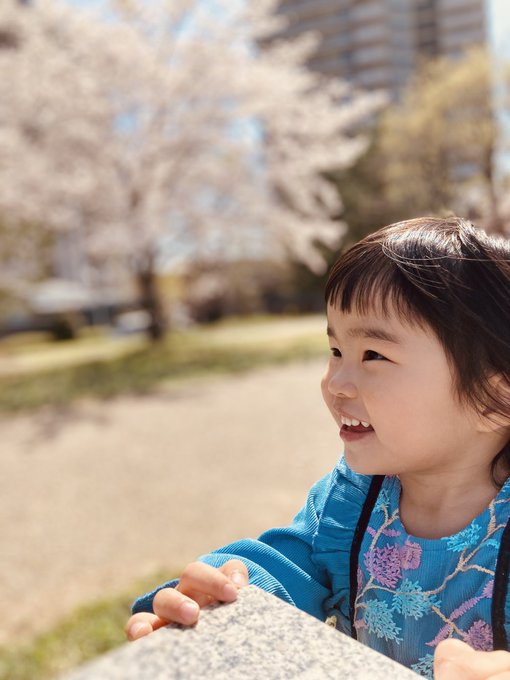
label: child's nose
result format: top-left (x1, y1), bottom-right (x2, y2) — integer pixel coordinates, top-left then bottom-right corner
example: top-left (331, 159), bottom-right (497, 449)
top-left (327, 368), bottom-right (358, 399)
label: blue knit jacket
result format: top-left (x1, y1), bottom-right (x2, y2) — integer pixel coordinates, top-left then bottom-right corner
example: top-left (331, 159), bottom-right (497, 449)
top-left (132, 456), bottom-right (510, 648)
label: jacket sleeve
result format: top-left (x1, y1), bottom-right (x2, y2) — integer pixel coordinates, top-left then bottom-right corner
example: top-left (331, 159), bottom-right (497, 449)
top-left (131, 469), bottom-right (337, 621)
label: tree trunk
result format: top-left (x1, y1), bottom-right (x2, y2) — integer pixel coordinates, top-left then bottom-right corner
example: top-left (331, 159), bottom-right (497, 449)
top-left (137, 261), bottom-right (167, 342)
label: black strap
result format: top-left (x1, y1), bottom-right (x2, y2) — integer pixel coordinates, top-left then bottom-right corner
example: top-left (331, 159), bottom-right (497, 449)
top-left (492, 515), bottom-right (510, 649)
top-left (349, 475), bottom-right (385, 639)
top-left (347, 478), bottom-right (510, 647)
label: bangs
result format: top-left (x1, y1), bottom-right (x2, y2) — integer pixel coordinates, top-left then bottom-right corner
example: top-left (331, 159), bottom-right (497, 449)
top-left (325, 237), bottom-right (431, 328)
top-left (324, 215), bottom-right (510, 488)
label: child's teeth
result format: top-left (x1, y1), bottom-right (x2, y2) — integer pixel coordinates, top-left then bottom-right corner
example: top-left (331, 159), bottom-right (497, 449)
top-left (341, 414), bottom-right (372, 428)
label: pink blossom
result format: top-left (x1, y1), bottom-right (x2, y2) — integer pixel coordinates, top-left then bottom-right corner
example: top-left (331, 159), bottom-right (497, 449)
top-left (400, 539), bottom-right (422, 570)
top-left (0, 0), bottom-right (385, 296)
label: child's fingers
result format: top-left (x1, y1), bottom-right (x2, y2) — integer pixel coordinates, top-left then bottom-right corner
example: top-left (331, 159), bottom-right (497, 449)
top-left (218, 559), bottom-right (249, 587)
top-left (153, 586), bottom-right (202, 626)
top-left (177, 561), bottom-right (241, 603)
top-left (178, 561), bottom-right (248, 605)
top-left (434, 660), bottom-right (478, 680)
top-left (460, 653), bottom-right (510, 679)
top-left (148, 562), bottom-right (248, 630)
top-left (435, 639), bottom-right (510, 680)
top-left (125, 612), bottom-right (167, 641)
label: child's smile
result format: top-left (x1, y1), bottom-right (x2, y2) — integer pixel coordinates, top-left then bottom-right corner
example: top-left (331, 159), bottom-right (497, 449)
top-left (336, 411), bottom-right (374, 442)
top-left (321, 302), bottom-right (504, 482)
top-left (340, 421), bottom-right (374, 443)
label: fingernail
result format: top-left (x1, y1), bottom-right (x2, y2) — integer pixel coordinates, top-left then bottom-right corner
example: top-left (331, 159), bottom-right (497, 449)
top-left (230, 570), bottom-right (247, 587)
top-left (180, 600), bottom-right (199, 624)
top-left (222, 582), bottom-right (238, 601)
top-left (129, 622), bottom-right (150, 639)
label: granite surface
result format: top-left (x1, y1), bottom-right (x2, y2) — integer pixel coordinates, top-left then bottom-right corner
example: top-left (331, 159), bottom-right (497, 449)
top-left (64, 586), bottom-right (420, 679)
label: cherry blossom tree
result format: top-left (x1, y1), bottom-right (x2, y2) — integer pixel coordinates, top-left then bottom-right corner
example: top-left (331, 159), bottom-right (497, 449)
top-left (0, 0), bottom-right (384, 339)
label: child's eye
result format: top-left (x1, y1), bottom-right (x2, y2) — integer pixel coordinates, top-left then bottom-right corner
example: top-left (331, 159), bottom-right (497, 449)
top-left (330, 348), bottom-right (342, 358)
top-left (363, 350), bottom-right (387, 361)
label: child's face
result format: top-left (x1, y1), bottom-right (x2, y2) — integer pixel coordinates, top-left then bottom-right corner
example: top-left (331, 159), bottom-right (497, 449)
top-left (322, 301), bottom-right (494, 479)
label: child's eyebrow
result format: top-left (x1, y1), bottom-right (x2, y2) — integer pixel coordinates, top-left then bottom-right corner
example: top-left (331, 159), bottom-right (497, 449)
top-left (327, 325), bottom-right (402, 344)
top-left (349, 327), bottom-right (402, 344)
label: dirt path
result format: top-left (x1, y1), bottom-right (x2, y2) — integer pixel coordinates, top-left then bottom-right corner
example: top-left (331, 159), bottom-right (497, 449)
top-left (1, 358), bottom-right (342, 644)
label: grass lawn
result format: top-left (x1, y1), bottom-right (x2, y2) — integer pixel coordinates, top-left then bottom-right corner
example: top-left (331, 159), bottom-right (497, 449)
top-left (0, 315), bottom-right (328, 678)
top-left (0, 572), bottom-right (171, 680)
top-left (0, 329), bottom-right (146, 377)
top-left (0, 315), bottom-right (326, 413)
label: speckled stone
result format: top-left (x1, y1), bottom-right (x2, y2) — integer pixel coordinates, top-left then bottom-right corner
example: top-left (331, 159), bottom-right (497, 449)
top-left (64, 586), bottom-right (419, 679)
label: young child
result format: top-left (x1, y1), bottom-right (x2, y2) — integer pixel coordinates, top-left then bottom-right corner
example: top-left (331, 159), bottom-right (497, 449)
top-left (126, 217), bottom-right (510, 679)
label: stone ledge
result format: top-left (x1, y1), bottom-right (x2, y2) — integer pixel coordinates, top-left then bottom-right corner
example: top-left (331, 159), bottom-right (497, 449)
top-left (64, 586), bottom-right (419, 679)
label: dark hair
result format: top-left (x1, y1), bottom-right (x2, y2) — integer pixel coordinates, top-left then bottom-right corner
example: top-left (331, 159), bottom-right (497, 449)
top-left (325, 216), bottom-right (510, 486)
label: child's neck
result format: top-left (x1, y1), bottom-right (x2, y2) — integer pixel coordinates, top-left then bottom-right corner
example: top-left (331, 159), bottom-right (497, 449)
top-left (398, 469), bottom-right (505, 540)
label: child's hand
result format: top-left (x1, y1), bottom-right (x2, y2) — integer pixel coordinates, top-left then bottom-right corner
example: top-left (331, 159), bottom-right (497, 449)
top-left (125, 560), bottom-right (248, 641)
top-left (435, 638), bottom-right (510, 679)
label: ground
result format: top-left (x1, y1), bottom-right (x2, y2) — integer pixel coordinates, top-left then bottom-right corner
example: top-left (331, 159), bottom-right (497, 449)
top-left (1, 358), bottom-right (341, 644)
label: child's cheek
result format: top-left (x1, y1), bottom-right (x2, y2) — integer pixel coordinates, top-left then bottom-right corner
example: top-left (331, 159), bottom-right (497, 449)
top-left (320, 370), bottom-right (331, 404)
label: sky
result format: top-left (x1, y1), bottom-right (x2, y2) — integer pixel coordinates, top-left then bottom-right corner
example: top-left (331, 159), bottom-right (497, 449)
top-left (487, 0), bottom-right (510, 57)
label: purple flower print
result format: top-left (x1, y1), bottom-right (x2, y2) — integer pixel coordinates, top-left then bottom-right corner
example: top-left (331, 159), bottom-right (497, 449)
top-left (465, 620), bottom-right (493, 652)
top-left (427, 597), bottom-right (482, 647)
top-left (364, 544), bottom-right (402, 587)
top-left (367, 526), bottom-right (401, 538)
top-left (426, 583), bottom-right (494, 648)
top-left (482, 580), bottom-right (494, 599)
top-left (400, 538), bottom-right (422, 570)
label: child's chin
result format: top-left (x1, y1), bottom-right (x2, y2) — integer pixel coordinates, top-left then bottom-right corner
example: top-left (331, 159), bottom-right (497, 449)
top-left (344, 451), bottom-right (387, 476)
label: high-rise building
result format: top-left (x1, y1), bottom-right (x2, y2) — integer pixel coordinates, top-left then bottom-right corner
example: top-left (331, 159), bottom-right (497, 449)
top-left (275, 0), bottom-right (487, 96)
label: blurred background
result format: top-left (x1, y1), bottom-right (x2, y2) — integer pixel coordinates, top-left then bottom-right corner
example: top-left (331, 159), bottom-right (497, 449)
top-left (0, 0), bottom-right (509, 677)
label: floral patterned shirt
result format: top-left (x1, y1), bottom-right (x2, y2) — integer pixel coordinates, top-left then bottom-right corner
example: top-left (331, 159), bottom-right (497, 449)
top-left (354, 475), bottom-right (510, 679)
